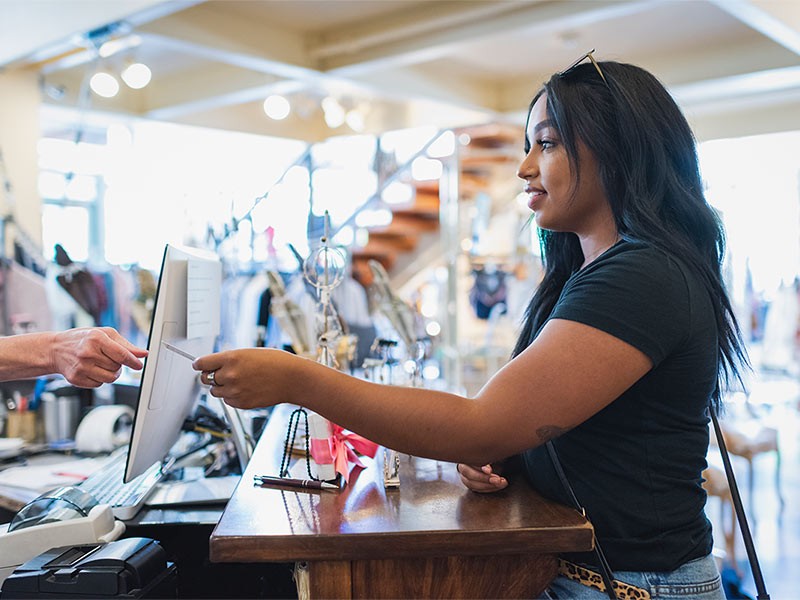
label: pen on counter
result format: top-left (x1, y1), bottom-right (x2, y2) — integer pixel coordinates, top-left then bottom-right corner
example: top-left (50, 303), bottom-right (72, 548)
top-left (253, 474), bottom-right (339, 491)
top-left (52, 471), bottom-right (89, 481)
top-left (162, 341), bottom-right (197, 362)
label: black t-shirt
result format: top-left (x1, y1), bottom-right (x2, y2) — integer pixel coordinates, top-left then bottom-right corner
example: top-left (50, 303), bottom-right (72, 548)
top-left (519, 240), bottom-right (718, 572)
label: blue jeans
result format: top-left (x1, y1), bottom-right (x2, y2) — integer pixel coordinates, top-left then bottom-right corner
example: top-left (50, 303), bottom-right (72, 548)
top-left (543, 554), bottom-right (724, 599)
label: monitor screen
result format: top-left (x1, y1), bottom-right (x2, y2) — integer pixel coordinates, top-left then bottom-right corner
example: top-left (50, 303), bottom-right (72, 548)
top-left (124, 244), bottom-right (221, 482)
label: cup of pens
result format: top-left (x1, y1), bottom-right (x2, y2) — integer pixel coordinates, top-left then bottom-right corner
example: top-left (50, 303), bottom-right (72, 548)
top-left (6, 408), bottom-right (38, 443)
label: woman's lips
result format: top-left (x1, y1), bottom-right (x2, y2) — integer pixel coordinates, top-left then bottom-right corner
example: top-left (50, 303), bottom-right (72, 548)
top-left (527, 188), bottom-right (545, 209)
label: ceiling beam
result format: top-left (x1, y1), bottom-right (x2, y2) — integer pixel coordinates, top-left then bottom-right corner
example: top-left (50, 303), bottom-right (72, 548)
top-left (136, 4), bottom-right (313, 75)
top-left (309, 0), bottom-right (541, 61)
top-left (126, 4), bottom-right (504, 120)
top-left (709, 0), bottom-right (800, 56)
top-left (671, 64), bottom-right (800, 107)
top-left (0, 0), bottom-right (200, 68)
top-left (319, 0), bottom-right (661, 75)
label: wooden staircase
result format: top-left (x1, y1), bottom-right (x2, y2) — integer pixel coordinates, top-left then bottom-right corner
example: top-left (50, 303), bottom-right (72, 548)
top-left (351, 123), bottom-right (523, 289)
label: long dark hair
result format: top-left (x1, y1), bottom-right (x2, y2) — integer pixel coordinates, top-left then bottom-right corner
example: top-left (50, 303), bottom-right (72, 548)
top-left (511, 60), bottom-right (748, 407)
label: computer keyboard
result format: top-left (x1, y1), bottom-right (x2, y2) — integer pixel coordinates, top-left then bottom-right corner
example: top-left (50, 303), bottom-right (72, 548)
top-left (79, 448), bottom-right (164, 520)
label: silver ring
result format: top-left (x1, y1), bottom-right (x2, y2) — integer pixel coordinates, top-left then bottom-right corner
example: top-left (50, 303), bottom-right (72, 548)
top-left (207, 370), bottom-right (216, 385)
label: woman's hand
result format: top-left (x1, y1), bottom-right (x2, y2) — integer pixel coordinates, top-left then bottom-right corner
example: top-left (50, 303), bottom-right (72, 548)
top-left (193, 348), bottom-right (299, 409)
top-left (457, 463), bottom-right (509, 493)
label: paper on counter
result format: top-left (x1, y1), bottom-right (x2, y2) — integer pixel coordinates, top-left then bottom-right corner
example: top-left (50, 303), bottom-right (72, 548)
top-left (0, 457), bottom-right (107, 493)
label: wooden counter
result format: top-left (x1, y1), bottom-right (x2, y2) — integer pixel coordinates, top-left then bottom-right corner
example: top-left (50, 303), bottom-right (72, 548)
top-left (210, 406), bottom-right (594, 598)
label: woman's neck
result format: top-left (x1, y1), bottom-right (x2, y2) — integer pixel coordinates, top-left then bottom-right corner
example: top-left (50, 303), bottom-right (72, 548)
top-left (579, 231), bottom-right (621, 269)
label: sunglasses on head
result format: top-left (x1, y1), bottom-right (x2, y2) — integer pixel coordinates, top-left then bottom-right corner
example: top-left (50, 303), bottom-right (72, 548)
top-left (556, 48), bottom-right (608, 86)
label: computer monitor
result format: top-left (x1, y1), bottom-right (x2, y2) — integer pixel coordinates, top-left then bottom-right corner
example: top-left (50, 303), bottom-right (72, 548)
top-left (124, 244), bottom-right (222, 483)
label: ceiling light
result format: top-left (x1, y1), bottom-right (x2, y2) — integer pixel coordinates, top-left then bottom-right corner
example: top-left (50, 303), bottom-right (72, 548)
top-left (345, 109), bottom-right (365, 132)
top-left (322, 96), bottom-right (344, 128)
top-left (121, 62), bottom-right (151, 89)
top-left (263, 95), bottom-right (291, 120)
top-left (90, 72), bottom-right (119, 98)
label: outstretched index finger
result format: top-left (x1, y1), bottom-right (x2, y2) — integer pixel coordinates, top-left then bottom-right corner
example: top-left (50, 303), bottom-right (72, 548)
top-left (98, 335), bottom-right (145, 370)
top-left (105, 328), bottom-right (149, 358)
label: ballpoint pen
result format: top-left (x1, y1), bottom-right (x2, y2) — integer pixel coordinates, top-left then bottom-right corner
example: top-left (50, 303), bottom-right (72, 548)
top-left (162, 341), bottom-right (197, 361)
top-left (253, 474), bottom-right (339, 491)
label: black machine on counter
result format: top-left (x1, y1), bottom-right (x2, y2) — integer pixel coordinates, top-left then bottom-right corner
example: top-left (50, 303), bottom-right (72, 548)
top-left (1, 537), bottom-right (176, 599)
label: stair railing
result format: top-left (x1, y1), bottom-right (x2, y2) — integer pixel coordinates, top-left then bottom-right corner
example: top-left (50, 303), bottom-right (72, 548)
top-left (328, 129), bottom-right (449, 242)
top-left (211, 144), bottom-right (312, 249)
top-left (213, 128), bottom-right (448, 267)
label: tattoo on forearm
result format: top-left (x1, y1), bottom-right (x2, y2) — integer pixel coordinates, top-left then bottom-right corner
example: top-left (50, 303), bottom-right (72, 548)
top-left (536, 425), bottom-right (569, 444)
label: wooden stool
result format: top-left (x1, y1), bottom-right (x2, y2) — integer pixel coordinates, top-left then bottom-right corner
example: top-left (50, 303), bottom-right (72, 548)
top-left (702, 465), bottom-right (737, 569)
top-left (716, 420), bottom-right (784, 517)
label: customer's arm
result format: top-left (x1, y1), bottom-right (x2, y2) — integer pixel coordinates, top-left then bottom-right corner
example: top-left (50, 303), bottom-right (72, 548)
top-left (0, 327), bottom-right (147, 387)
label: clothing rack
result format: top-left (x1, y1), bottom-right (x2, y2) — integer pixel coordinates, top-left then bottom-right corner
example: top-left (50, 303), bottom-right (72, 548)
top-left (0, 149), bottom-right (51, 334)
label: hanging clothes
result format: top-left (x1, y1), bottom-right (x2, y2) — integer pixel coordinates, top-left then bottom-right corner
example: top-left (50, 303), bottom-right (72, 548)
top-left (332, 274), bottom-right (376, 365)
top-left (469, 265), bottom-right (508, 320)
top-left (53, 244), bottom-right (106, 325)
top-left (0, 259), bottom-right (53, 334)
top-left (131, 266), bottom-right (157, 339)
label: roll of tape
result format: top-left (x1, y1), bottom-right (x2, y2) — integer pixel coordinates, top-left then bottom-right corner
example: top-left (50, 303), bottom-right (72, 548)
top-left (74, 405), bottom-right (135, 454)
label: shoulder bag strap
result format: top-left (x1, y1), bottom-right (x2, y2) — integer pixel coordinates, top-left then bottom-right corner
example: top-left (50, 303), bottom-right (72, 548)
top-left (546, 441), bottom-right (617, 600)
top-left (710, 410), bottom-right (770, 600)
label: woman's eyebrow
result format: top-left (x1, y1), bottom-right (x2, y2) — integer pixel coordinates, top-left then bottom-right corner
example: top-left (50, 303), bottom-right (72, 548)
top-left (532, 119), bottom-right (555, 135)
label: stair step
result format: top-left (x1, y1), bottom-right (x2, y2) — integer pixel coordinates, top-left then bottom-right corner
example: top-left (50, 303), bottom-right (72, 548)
top-left (351, 250), bottom-right (394, 287)
top-left (348, 122), bottom-right (522, 287)
top-left (365, 229), bottom-right (419, 251)
top-left (413, 180), bottom-right (439, 196)
top-left (390, 210), bottom-right (439, 231)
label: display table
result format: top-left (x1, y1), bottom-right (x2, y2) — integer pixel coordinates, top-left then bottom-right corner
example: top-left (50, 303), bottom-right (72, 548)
top-left (209, 406), bottom-right (594, 598)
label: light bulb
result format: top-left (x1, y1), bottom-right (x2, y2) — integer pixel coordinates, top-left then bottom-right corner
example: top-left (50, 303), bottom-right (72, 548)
top-left (263, 95), bottom-right (290, 120)
top-left (90, 72), bottom-right (119, 98)
top-left (121, 62), bottom-right (151, 89)
top-left (322, 96), bottom-right (344, 128)
top-left (345, 109), bottom-right (365, 132)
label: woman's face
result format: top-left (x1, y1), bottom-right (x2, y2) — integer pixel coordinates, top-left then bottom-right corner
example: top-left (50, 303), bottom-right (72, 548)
top-left (517, 94), bottom-right (608, 234)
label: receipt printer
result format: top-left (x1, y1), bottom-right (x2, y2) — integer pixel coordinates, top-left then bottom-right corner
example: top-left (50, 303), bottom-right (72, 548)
top-left (1, 538), bottom-right (176, 599)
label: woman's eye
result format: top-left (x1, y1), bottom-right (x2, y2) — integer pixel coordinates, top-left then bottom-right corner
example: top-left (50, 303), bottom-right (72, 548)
top-left (537, 139), bottom-right (554, 150)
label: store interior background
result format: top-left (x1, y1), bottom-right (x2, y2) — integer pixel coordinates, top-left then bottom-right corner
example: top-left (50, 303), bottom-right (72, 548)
top-left (1, 1), bottom-right (799, 597)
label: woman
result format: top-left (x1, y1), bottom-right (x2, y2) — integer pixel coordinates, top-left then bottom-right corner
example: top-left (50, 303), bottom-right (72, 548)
top-left (194, 53), bottom-right (747, 599)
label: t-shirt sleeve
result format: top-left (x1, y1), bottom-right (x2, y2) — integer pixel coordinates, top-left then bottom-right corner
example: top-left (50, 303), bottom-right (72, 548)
top-left (549, 248), bottom-right (690, 365)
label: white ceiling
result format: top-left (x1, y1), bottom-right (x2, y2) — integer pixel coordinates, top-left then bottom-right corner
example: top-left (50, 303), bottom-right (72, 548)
top-left (3, 0), bottom-right (800, 143)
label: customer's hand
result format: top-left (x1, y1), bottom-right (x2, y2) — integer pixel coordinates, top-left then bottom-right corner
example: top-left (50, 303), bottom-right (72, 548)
top-left (457, 463), bottom-right (509, 493)
top-left (52, 327), bottom-right (147, 388)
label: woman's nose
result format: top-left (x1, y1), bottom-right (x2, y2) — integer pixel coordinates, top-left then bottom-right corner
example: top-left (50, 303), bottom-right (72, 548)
top-left (517, 152), bottom-right (535, 180)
